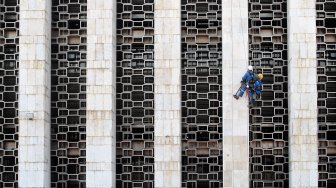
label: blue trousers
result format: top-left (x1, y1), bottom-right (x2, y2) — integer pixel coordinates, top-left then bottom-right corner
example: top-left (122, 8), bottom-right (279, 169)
top-left (238, 84), bottom-right (247, 97)
top-left (250, 91), bottom-right (261, 106)
top-left (238, 84), bottom-right (254, 97)
top-left (238, 84), bottom-right (256, 105)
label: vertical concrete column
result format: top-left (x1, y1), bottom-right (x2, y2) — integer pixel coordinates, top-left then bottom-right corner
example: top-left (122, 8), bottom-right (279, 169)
top-left (222, 1), bottom-right (249, 188)
top-left (86, 1), bottom-right (116, 188)
top-left (288, 1), bottom-right (318, 187)
top-left (154, 1), bottom-right (181, 188)
top-left (18, 0), bottom-right (51, 187)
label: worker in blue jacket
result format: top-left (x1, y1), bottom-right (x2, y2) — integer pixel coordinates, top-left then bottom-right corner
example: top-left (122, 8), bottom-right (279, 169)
top-left (233, 65), bottom-right (257, 100)
top-left (249, 73), bottom-right (263, 107)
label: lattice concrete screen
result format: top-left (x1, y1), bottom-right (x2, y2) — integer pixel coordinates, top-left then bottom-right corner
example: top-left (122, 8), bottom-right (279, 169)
top-left (0, 0), bottom-right (19, 187)
top-left (116, 0), bottom-right (155, 187)
top-left (317, 1), bottom-right (336, 187)
top-left (248, 0), bottom-right (289, 187)
top-left (50, 0), bottom-right (87, 187)
top-left (181, 1), bottom-right (223, 187)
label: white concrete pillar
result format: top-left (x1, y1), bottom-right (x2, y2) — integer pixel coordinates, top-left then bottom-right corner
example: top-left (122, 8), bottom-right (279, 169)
top-left (288, 1), bottom-right (318, 188)
top-left (154, 1), bottom-right (182, 188)
top-left (222, 1), bottom-right (249, 188)
top-left (86, 1), bottom-right (116, 188)
top-left (18, 0), bottom-right (51, 187)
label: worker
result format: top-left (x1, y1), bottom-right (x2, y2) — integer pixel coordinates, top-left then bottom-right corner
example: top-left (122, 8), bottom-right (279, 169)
top-left (249, 73), bottom-right (263, 107)
top-left (233, 65), bottom-right (257, 100)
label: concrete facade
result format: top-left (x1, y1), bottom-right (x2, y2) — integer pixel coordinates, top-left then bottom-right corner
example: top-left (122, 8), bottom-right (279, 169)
top-left (154, 1), bottom-right (181, 188)
top-left (86, 1), bottom-right (116, 187)
top-left (288, 1), bottom-right (318, 187)
top-left (18, 0), bottom-right (51, 187)
top-left (0, 1), bottom-right (327, 188)
top-left (222, 1), bottom-right (249, 188)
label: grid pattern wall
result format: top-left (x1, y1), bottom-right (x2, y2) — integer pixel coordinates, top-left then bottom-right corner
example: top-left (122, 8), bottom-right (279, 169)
top-left (116, 0), bottom-right (155, 187)
top-left (50, 0), bottom-right (87, 187)
top-left (0, 0), bottom-right (19, 187)
top-left (248, 0), bottom-right (289, 187)
top-left (181, 1), bottom-right (223, 187)
top-left (316, 1), bottom-right (336, 187)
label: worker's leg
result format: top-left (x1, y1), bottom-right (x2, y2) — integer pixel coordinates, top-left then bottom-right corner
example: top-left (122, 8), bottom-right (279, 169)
top-left (249, 88), bottom-right (259, 107)
top-left (248, 90), bottom-right (254, 107)
top-left (238, 84), bottom-right (247, 97)
top-left (252, 94), bottom-right (257, 106)
top-left (256, 91), bottom-right (261, 100)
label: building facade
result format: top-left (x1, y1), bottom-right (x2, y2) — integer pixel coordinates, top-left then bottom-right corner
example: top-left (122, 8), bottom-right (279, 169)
top-left (0, 0), bottom-right (331, 187)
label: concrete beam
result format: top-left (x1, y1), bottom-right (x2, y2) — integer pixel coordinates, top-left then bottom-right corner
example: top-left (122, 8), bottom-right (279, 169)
top-left (222, 0), bottom-right (249, 188)
top-left (154, 1), bottom-right (182, 188)
top-left (18, 0), bottom-right (52, 187)
top-left (288, 1), bottom-right (318, 187)
top-left (86, 1), bottom-right (116, 187)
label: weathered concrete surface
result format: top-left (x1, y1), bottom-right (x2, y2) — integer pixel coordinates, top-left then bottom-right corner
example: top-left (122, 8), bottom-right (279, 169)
top-left (18, 0), bottom-right (51, 187)
top-left (288, 1), bottom-right (318, 188)
top-left (154, 1), bottom-right (182, 188)
top-left (86, 1), bottom-right (116, 187)
top-left (222, 0), bottom-right (249, 188)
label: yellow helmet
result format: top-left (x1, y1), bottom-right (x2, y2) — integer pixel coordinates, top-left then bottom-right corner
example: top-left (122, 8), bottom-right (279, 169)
top-left (257, 74), bottom-right (263, 80)
top-left (248, 65), bottom-right (253, 71)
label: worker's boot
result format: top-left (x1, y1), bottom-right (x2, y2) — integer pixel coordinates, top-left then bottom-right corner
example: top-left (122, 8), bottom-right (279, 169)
top-left (251, 102), bottom-right (257, 108)
top-left (233, 95), bottom-right (239, 100)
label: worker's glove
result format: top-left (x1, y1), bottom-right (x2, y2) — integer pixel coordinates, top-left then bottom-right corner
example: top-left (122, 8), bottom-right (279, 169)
top-left (246, 85), bottom-right (249, 88)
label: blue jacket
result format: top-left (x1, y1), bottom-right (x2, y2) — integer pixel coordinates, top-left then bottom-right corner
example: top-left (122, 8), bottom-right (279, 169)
top-left (254, 80), bottom-right (262, 95)
top-left (242, 71), bottom-right (257, 84)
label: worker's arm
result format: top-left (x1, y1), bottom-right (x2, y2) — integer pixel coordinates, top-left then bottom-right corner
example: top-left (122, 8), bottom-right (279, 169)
top-left (241, 72), bottom-right (248, 83)
top-left (254, 81), bottom-right (262, 93)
